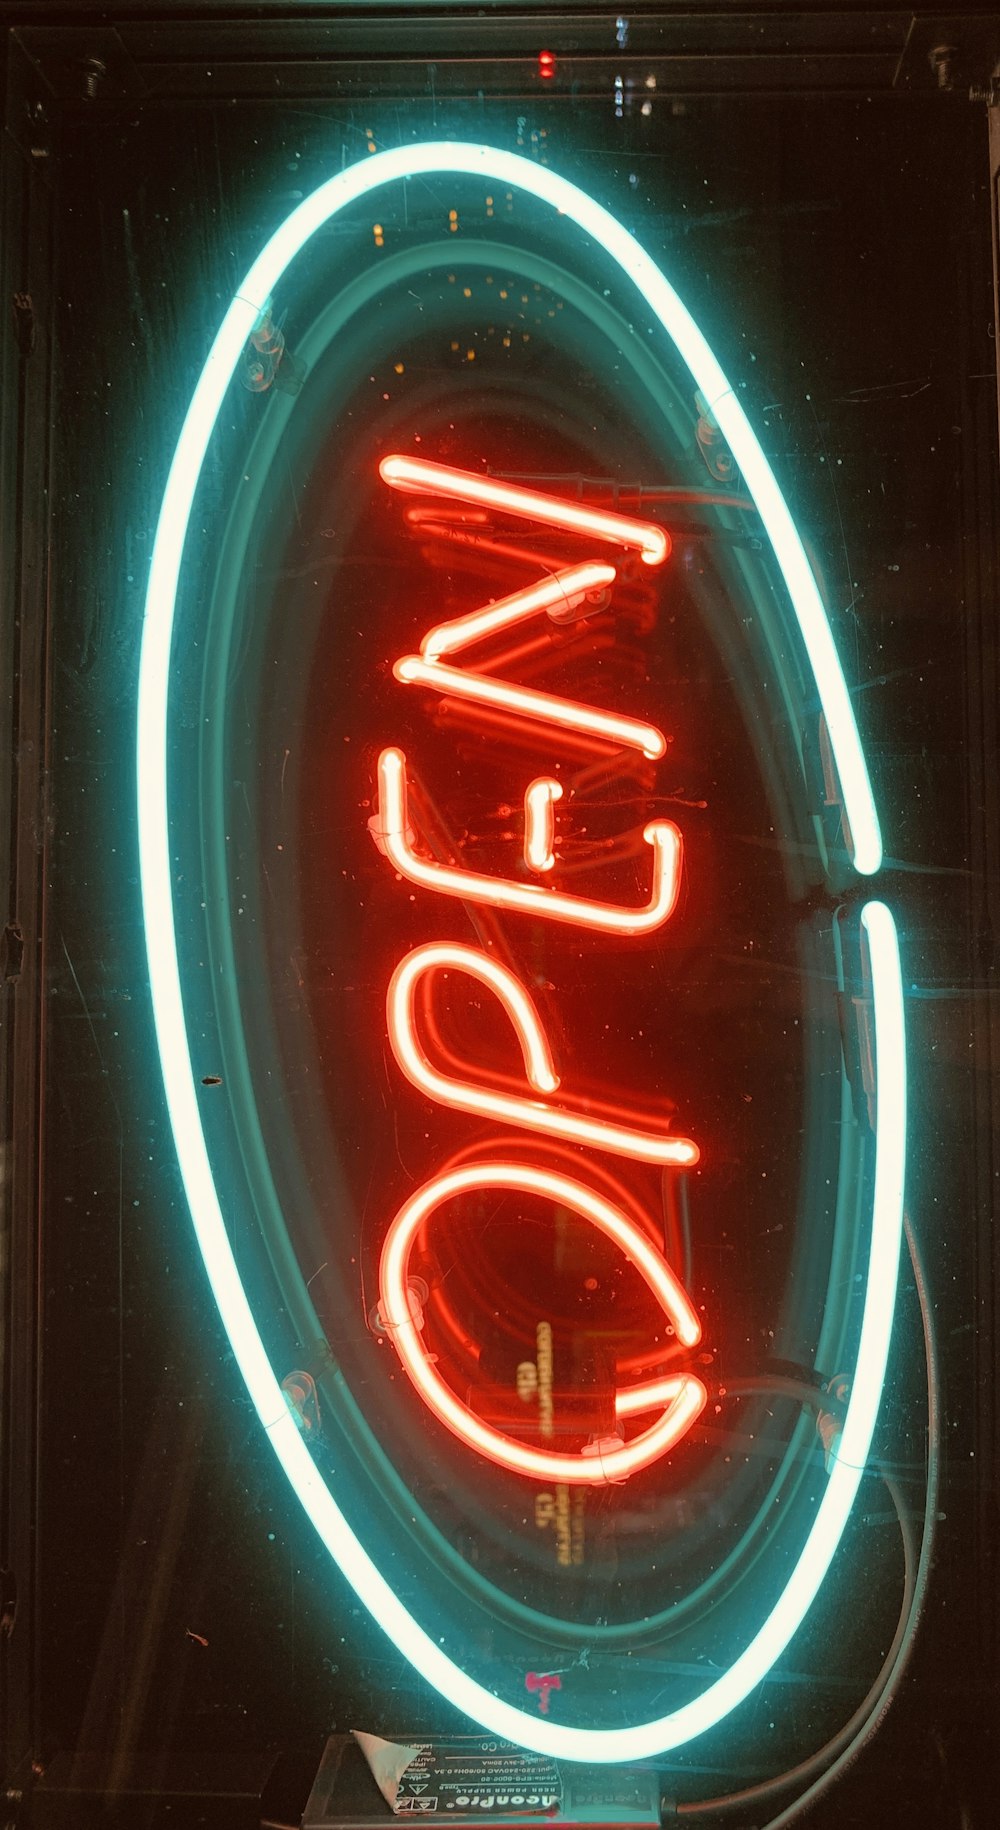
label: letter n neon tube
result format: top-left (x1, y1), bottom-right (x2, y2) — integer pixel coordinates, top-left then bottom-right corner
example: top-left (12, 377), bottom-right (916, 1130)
top-left (380, 455), bottom-right (670, 566)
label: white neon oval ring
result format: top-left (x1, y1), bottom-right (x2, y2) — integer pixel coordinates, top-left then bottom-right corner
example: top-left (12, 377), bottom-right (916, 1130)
top-left (137, 143), bottom-right (903, 1760)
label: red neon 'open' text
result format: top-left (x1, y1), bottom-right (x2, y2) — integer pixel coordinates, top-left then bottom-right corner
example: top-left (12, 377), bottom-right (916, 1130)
top-left (371, 455), bottom-right (702, 1485)
top-left (373, 748), bottom-right (683, 937)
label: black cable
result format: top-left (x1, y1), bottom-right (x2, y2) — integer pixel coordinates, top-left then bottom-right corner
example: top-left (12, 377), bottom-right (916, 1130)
top-left (674, 1210), bottom-right (938, 1826)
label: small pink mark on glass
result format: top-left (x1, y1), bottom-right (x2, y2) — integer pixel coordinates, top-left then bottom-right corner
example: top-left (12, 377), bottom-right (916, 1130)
top-left (526, 1671), bottom-right (563, 1715)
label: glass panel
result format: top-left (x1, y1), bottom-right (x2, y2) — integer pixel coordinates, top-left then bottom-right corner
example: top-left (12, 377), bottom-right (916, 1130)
top-left (3, 14), bottom-right (996, 1826)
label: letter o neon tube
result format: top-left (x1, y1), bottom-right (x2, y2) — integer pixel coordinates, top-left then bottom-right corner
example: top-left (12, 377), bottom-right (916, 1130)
top-left (378, 1160), bottom-right (706, 1485)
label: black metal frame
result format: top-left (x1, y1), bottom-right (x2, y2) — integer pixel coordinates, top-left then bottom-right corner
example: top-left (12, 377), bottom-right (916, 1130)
top-left (1, 3), bottom-right (1000, 103)
top-left (1, 29), bottom-right (56, 1813)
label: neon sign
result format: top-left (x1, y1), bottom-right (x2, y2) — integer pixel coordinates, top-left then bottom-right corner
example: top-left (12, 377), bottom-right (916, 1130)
top-left (372, 461), bottom-right (705, 1483)
top-left (139, 141), bottom-right (905, 1762)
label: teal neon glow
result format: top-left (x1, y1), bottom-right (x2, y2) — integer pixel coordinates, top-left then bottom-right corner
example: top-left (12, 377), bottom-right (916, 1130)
top-left (138, 144), bottom-right (900, 1757)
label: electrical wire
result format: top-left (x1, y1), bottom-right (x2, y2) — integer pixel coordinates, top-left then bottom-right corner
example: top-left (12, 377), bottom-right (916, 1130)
top-left (673, 1210), bottom-right (938, 1826)
top-left (263, 1218), bottom-right (934, 1830)
top-left (710, 1374), bottom-right (838, 1419)
top-left (675, 1471), bottom-right (916, 1820)
top-left (755, 1210), bottom-right (940, 1828)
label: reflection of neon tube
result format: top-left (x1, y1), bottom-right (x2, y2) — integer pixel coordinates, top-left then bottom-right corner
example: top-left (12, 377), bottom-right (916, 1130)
top-left (140, 140), bottom-right (895, 1761)
top-left (421, 562), bottom-right (616, 661)
top-left (394, 654), bottom-right (667, 759)
top-left (524, 777), bottom-right (561, 873)
top-left (433, 699), bottom-right (616, 761)
top-left (381, 454), bottom-right (670, 567)
top-left (389, 943), bottom-right (700, 1167)
top-left (374, 749), bottom-right (682, 936)
top-left (379, 1160), bottom-right (705, 1484)
top-left (404, 507), bottom-right (580, 575)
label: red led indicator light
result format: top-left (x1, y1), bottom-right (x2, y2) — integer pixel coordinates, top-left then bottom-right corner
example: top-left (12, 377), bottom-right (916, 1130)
top-left (538, 51), bottom-right (557, 82)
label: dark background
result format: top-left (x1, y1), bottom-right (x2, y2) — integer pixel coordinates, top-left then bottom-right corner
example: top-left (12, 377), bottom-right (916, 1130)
top-left (2, 6), bottom-right (999, 1827)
